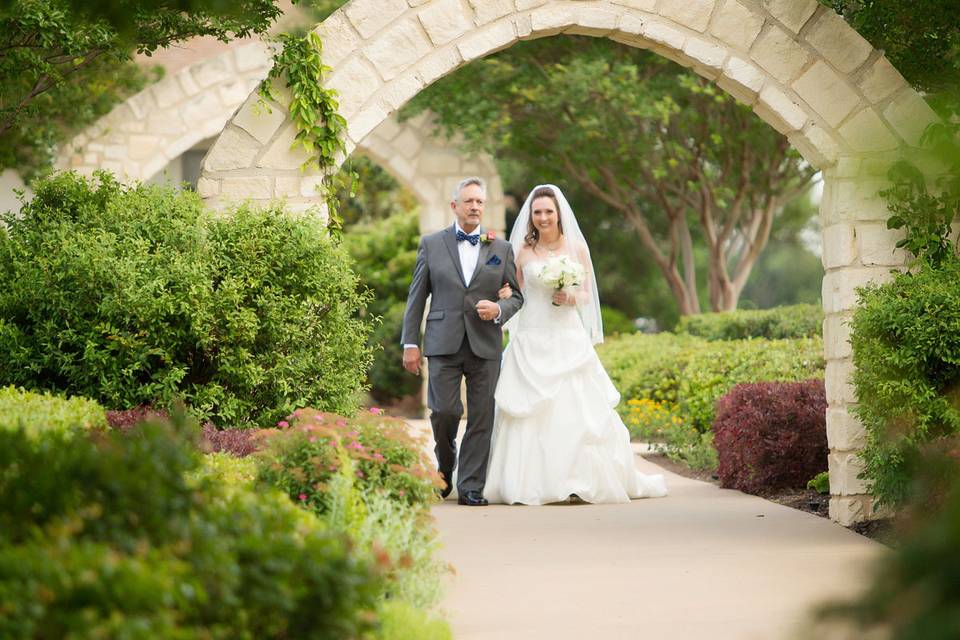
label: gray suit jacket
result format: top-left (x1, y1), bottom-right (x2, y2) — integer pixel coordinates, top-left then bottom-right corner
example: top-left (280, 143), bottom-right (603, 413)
top-left (402, 225), bottom-right (523, 361)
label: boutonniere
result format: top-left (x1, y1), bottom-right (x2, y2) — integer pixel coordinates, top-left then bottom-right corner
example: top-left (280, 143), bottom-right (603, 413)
top-left (480, 231), bottom-right (495, 244)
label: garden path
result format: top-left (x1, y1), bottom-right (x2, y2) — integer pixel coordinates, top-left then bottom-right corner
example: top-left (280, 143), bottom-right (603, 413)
top-left (406, 419), bottom-right (883, 640)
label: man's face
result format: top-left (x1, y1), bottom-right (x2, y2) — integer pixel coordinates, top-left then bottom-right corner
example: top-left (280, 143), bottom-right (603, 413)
top-left (451, 183), bottom-right (485, 232)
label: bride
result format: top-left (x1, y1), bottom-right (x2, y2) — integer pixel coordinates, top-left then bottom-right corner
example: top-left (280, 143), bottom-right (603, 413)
top-left (483, 185), bottom-right (668, 505)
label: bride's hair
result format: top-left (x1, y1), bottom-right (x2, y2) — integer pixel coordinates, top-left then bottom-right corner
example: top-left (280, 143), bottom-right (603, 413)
top-left (524, 186), bottom-right (564, 248)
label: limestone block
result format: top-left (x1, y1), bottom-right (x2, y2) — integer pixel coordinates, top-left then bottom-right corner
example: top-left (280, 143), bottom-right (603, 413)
top-left (419, 0), bottom-right (474, 45)
top-left (821, 223), bottom-right (857, 269)
top-left (179, 70), bottom-right (201, 97)
top-left (387, 154), bottom-right (417, 182)
top-left (515, 0), bottom-right (547, 10)
top-left (459, 19), bottom-right (518, 62)
top-left (789, 123), bottom-right (842, 169)
top-left (191, 56), bottom-right (232, 89)
top-left (234, 42), bottom-right (271, 72)
top-left (683, 37), bottom-right (727, 79)
top-left (529, 4), bottom-right (575, 36)
top-left (364, 18), bottom-right (434, 81)
top-left (83, 153), bottom-right (98, 164)
top-left (792, 61), bottom-right (861, 127)
top-left (128, 135), bottom-right (163, 161)
top-left (826, 406), bottom-right (866, 451)
top-left (883, 91), bottom-right (939, 147)
top-left (858, 56), bottom-right (906, 105)
top-left (641, 20), bottom-right (687, 51)
top-left (394, 127), bottom-right (424, 158)
top-left (469, 0), bottom-right (514, 25)
top-left (328, 56), bottom-right (381, 116)
top-left (313, 11), bottom-right (362, 67)
top-left (857, 223), bottom-right (907, 267)
top-left (564, 7), bottom-right (623, 37)
top-left (257, 124), bottom-right (305, 170)
top-left (717, 56), bottom-right (764, 104)
top-left (152, 80), bottom-right (186, 109)
top-left (612, 13), bottom-right (647, 47)
top-left (203, 127), bottom-right (260, 171)
top-left (421, 149), bottom-right (464, 175)
top-left (219, 78), bottom-right (255, 108)
top-left (750, 25), bottom-right (811, 84)
top-left (828, 451), bottom-right (868, 496)
top-left (823, 313), bottom-right (853, 361)
top-left (832, 176), bottom-right (890, 222)
top-left (805, 11), bottom-right (872, 74)
top-left (196, 177), bottom-right (220, 198)
top-left (763, 0), bottom-right (818, 33)
top-left (825, 358), bottom-right (857, 406)
top-left (300, 175), bottom-right (324, 198)
top-left (834, 157), bottom-right (861, 179)
top-left (220, 176), bottom-right (273, 200)
top-left (379, 72), bottom-right (427, 110)
top-left (372, 115), bottom-right (403, 142)
top-left (127, 92), bottom-right (156, 120)
top-left (275, 177), bottom-right (301, 197)
top-left (233, 95), bottom-right (288, 145)
top-left (181, 91), bottom-right (223, 124)
top-left (754, 85), bottom-right (808, 135)
top-left (513, 13), bottom-right (534, 39)
top-left (611, 0), bottom-right (657, 10)
top-left (348, 104), bottom-right (388, 146)
top-left (345, 0), bottom-right (409, 38)
top-left (412, 45), bottom-right (462, 86)
top-left (710, 0), bottom-right (764, 51)
top-left (821, 267), bottom-right (893, 314)
top-left (829, 495), bottom-right (868, 526)
top-left (659, 0), bottom-right (715, 33)
top-left (838, 108), bottom-right (900, 153)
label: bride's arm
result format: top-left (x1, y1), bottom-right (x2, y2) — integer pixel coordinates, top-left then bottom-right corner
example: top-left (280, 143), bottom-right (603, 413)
top-left (561, 242), bottom-right (592, 306)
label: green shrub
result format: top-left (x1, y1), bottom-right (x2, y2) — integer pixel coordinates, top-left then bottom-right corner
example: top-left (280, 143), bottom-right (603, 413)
top-left (345, 210), bottom-right (421, 403)
top-left (601, 305), bottom-right (637, 336)
top-left (0, 385), bottom-right (106, 437)
top-left (378, 601), bottom-right (453, 640)
top-left (675, 303), bottom-right (823, 340)
top-left (679, 336), bottom-right (825, 431)
top-left (597, 332), bottom-right (707, 407)
top-left (850, 256), bottom-right (960, 508)
top-left (807, 471), bottom-right (830, 495)
top-left (0, 171), bottom-right (373, 426)
top-left (0, 412), bottom-right (382, 639)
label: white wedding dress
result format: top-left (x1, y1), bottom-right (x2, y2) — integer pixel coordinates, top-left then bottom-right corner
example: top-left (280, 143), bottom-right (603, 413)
top-left (483, 259), bottom-right (668, 505)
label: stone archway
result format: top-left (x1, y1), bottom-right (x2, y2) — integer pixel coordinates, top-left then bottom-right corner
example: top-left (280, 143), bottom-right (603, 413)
top-left (197, 0), bottom-right (941, 525)
top-left (55, 41), bottom-right (505, 233)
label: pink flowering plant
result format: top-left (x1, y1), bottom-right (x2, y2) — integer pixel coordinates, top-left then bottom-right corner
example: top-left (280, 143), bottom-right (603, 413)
top-left (255, 408), bottom-right (443, 513)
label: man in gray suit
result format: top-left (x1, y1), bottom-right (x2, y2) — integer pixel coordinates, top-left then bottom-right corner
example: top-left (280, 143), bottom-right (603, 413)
top-left (402, 177), bottom-right (523, 506)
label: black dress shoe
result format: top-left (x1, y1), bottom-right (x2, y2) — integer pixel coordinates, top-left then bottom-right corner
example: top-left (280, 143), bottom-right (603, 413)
top-left (458, 490), bottom-right (489, 506)
top-left (439, 484), bottom-right (453, 499)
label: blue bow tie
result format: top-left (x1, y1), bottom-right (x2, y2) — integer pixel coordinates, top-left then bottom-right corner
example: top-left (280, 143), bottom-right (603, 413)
top-left (456, 229), bottom-right (480, 246)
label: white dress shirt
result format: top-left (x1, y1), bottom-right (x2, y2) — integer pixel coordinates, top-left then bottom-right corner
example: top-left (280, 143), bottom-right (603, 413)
top-left (403, 221), bottom-right (501, 351)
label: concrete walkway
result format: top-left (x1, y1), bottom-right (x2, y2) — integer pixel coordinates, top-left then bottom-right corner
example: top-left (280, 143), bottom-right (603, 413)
top-left (408, 421), bottom-right (884, 640)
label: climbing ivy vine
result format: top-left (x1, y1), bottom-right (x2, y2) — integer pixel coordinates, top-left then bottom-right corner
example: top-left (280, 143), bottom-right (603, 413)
top-left (258, 29), bottom-right (354, 237)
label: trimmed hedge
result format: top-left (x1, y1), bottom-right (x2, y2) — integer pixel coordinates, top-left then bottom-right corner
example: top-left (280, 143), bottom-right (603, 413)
top-left (0, 386), bottom-right (106, 437)
top-left (0, 171), bottom-right (373, 426)
top-left (675, 304), bottom-right (823, 340)
top-left (713, 379), bottom-right (828, 494)
top-left (598, 332), bottom-right (825, 431)
top-left (850, 256), bottom-right (960, 508)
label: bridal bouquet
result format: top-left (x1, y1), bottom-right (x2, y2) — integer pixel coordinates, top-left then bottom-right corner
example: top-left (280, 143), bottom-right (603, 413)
top-left (537, 255), bottom-right (585, 305)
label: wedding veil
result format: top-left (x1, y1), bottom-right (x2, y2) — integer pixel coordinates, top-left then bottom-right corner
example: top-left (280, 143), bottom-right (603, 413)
top-left (507, 184), bottom-right (604, 344)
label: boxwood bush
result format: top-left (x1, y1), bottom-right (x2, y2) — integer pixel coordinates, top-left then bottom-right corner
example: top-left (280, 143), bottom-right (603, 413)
top-left (850, 256), bottom-right (960, 508)
top-left (0, 171), bottom-right (373, 426)
top-left (675, 303), bottom-right (823, 340)
top-left (0, 385), bottom-right (106, 437)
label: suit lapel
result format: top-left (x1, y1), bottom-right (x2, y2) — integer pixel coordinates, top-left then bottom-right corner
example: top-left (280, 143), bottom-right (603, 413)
top-left (469, 231), bottom-right (492, 289)
top-left (443, 225), bottom-right (467, 287)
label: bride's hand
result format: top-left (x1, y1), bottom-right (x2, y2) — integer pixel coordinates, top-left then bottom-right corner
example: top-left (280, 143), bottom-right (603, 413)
top-left (552, 290), bottom-right (573, 306)
top-left (498, 283), bottom-right (512, 299)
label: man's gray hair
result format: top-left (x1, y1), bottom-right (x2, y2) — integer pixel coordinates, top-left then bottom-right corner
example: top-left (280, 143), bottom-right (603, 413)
top-left (452, 176), bottom-right (486, 201)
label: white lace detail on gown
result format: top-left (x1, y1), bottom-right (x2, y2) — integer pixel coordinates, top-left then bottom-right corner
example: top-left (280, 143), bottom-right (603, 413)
top-left (483, 261), bottom-right (668, 505)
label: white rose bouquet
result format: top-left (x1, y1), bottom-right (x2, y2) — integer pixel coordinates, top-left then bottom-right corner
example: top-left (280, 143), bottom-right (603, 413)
top-left (537, 255), bottom-right (585, 306)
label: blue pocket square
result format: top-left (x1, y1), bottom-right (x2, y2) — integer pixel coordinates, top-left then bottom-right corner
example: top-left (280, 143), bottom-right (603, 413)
top-left (486, 255), bottom-right (502, 266)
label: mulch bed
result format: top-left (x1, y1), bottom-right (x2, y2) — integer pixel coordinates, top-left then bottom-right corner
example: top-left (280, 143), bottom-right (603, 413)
top-left (644, 452), bottom-right (897, 545)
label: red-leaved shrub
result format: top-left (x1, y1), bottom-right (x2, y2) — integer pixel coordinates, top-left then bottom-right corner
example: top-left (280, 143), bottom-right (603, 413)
top-left (713, 379), bottom-right (827, 495)
top-left (200, 423), bottom-right (265, 457)
top-left (105, 406), bottom-right (170, 433)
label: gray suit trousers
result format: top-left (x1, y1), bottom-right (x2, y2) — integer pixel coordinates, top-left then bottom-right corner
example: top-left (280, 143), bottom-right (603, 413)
top-left (428, 335), bottom-right (500, 495)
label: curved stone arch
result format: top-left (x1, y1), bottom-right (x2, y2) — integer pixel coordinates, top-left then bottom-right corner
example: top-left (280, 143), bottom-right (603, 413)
top-left (198, 0), bottom-right (942, 525)
top-left (54, 41), bottom-right (505, 232)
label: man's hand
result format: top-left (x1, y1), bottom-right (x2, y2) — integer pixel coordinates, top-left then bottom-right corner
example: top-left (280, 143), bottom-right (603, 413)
top-left (476, 299), bottom-right (501, 322)
top-left (403, 346), bottom-right (422, 374)
top-left (498, 283), bottom-right (512, 299)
